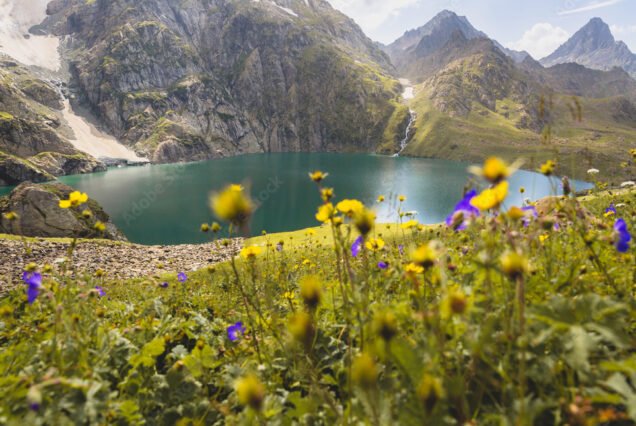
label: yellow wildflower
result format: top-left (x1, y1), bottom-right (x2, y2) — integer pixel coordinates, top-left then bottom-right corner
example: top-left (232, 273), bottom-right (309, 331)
top-left (94, 221), bottom-right (106, 232)
top-left (321, 187), bottom-right (334, 202)
top-left (210, 184), bottom-right (253, 225)
top-left (471, 181), bottom-right (509, 211)
top-left (200, 223), bottom-right (210, 232)
top-left (309, 171), bottom-right (328, 182)
top-left (288, 312), bottom-right (315, 347)
top-left (336, 199), bottom-right (364, 216)
top-left (353, 208), bottom-right (375, 235)
top-left (401, 219), bottom-right (418, 230)
top-left (365, 237), bottom-right (385, 251)
top-left (211, 222), bottom-right (221, 232)
top-left (470, 157), bottom-right (515, 184)
top-left (377, 195), bottom-right (385, 203)
top-left (235, 375), bottom-right (265, 410)
top-left (539, 160), bottom-right (556, 176)
top-left (507, 206), bottom-right (525, 221)
top-left (240, 245), bottom-right (262, 260)
top-left (316, 203), bottom-right (335, 223)
top-left (373, 310), bottom-right (398, 341)
top-left (539, 234), bottom-right (549, 244)
top-left (417, 374), bottom-right (445, 412)
top-left (398, 195), bottom-right (406, 202)
top-left (500, 250), bottom-right (529, 279)
top-left (59, 191), bottom-right (88, 209)
top-left (299, 275), bottom-right (322, 309)
top-left (412, 243), bottom-right (439, 268)
top-left (405, 262), bottom-right (424, 277)
top-left (2, 211), bottom-right (18, 221)
top-left (352, 353), bottom-right (378, 388)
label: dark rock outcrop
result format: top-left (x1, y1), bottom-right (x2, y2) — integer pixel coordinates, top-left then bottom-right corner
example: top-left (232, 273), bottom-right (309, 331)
top-left (0, 152), bottom-right (54, 186)
top-left (28, 152), bottom-right (107, 177)
top-left (0, 182), bottom-right (126, 241)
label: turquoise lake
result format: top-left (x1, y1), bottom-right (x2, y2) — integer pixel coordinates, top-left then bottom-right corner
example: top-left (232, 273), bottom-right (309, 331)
top-left (0, 153), bottom-right (593, 245)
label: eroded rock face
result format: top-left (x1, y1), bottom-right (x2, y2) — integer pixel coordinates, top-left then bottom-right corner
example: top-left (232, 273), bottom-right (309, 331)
top-left (41, 0), bottom-right (402, 163)
top-left (28, 152), bottom-right (107, 176)
top-left (0, 182), bottom-right (126, 241)
top-left (0, 153), bottom-right (54, 186)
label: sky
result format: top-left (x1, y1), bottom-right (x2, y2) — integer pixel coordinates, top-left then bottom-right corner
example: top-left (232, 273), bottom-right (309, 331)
top-left (327, 0), bottom-right (636, 59)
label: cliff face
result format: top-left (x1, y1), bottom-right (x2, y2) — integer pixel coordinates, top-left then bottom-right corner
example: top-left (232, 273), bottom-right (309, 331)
top-left (0, 57), bottom-right (105, 185)
top-left (41, 0), bottom-right (402, 163)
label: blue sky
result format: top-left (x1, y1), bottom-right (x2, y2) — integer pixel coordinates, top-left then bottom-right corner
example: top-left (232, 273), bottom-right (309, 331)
top-left (327, 0), bottom-right (636, 59)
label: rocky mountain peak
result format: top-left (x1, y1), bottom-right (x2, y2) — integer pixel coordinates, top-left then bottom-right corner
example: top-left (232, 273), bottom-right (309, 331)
top-left (541, 17), bottom-right (636, 77)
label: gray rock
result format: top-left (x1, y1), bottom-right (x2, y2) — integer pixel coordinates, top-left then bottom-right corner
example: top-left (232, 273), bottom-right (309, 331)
top-left (0, 182), bottom-right (127, 241)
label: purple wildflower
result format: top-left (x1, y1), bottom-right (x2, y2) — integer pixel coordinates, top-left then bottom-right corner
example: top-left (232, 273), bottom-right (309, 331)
top-left (177, 272), bottom-right (187, 283)
top-left (276, 242), bottom-right (283, 252)
top-left (445, 190), bottom-right (480, 231)
top-left (521, 205), bottom-right (538, 227)
top-left (351, 236), bottom-right (363, 258)
top-left (160, 282), bottom-right (169, 288)
top-left (398, 245), bottom-right (404, 255)
top-left (605, 204), bottom-right (617, 216)
top-left (378, 261), bottom-right (388, 270)
top-left (614, 218), bottom-right (631, 253)
top-left (29, 403), bottom-right (40, 412)
top-left (22, 272), bottom-right (42, 304)
top-left (227, 322), bottom-right (246, 342)
top-left (95, 286), bottom-right (105, 297)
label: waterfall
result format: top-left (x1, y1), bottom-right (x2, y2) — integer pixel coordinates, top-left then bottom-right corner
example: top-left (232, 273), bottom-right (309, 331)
top-left (394, 109), bottom-right (415, 157)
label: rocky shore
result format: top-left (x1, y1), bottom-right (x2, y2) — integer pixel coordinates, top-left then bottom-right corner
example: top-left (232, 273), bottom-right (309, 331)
top-left (0, 237), bottom-right (243, 290)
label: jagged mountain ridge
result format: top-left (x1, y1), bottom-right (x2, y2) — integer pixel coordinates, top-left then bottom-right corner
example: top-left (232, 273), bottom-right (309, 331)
top-left (385, 10), bottom-right (529, 81)
top-left (36, 0), bottom-right (404, 164)
top-left (541, 17), bottom-right (636, 78)
top-left (384, 12), bottom-right (636, 180)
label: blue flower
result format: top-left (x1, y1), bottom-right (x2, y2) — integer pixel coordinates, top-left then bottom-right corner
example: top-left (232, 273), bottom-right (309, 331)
top-left (177, 272), bottom-right (187, 283)
top-left (614, 218), bottom-right (631, 253)
top-left (605, 204), bottom-right (617, 217)
top-left (351, 236), bottom-right (363, 258)
top-left (446, 190), bottom-right (480, 231)
top-left (160, 282), bottom-right (169, 288)
top-left (378, 261), bottom-right (388, 270)
top-left (227, 322), bottom-right (246, 342)
top-left (22, 272), bottom-right (42, 304)
top-left (398, 245), bottom-right (404, 255)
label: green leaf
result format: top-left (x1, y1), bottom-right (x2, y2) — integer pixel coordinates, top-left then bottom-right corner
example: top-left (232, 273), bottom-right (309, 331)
top-left (129, 337), bottom-right (166, 368)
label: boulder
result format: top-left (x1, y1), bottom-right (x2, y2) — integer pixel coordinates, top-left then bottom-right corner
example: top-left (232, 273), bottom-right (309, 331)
top-left (0, 182), bottom-right (127, 241)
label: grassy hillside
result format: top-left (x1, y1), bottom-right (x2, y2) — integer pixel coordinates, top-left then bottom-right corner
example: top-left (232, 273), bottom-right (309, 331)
top-left (402, 57), bottom-right (636, 182)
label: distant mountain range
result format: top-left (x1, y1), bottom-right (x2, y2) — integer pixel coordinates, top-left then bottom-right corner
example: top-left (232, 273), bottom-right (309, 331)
top-left (541, 17), bottom-right (636, 78)
top-left (382, 10), bottom-right (636, 181)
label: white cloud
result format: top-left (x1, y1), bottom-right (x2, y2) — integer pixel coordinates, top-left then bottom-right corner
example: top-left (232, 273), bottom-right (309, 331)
top-left (611, 24), bottom-right (636, 35)
top-left (507, 23), bottom-right (570, 59)
top-left (558, 0), bottom-right (623, 16)
top-left (327, 0), bottom-right (421, 30)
